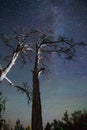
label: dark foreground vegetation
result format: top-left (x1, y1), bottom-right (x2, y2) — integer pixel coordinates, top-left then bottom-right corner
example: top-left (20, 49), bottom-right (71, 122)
top-left (45, 110), bottom-right (87, 130)
top-left (0, 92), bottom-right (87, 130)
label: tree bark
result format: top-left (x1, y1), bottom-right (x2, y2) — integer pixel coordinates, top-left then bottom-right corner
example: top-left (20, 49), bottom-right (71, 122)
top-left (32, 74), bottom-right (43, 130)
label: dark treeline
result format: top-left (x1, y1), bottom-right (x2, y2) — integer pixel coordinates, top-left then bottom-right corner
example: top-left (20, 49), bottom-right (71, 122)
top-left (45, 110), bottom-right (87, 130)
top-left (0, 118), bottom-right (31, 130)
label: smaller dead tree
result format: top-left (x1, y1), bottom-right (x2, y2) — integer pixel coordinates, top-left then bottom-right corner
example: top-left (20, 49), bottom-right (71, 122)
top-left (0, 32), bottom-right (32, 101)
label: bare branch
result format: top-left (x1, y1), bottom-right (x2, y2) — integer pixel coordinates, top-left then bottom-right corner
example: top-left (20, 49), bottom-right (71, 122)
top-left (39, 37), bottom-right (86, 49)
top-left (13, 83), bottom-right (32, 104)
top-left (38, 68), bottom-right (45, 76)
top-left (0, 33), bottom-right (15, 51)
top-left (4, 76), bottom-right (14, 86)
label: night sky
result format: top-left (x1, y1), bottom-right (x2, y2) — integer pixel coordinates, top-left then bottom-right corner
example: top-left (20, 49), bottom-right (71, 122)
top-left (0, 0), bottom-right (87, 127)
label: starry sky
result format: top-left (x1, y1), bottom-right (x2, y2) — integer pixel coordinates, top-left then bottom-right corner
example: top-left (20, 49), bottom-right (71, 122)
top-left (0, 0), bottom-right (87, 127)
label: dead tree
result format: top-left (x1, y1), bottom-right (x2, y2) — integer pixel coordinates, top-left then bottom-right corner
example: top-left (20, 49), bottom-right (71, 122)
top-left (27, 31), bottom-right (85, 130)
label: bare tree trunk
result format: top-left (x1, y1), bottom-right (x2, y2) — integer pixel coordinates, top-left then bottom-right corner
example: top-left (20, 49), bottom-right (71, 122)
top-left (32, 44), bottom-right (43, 130)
